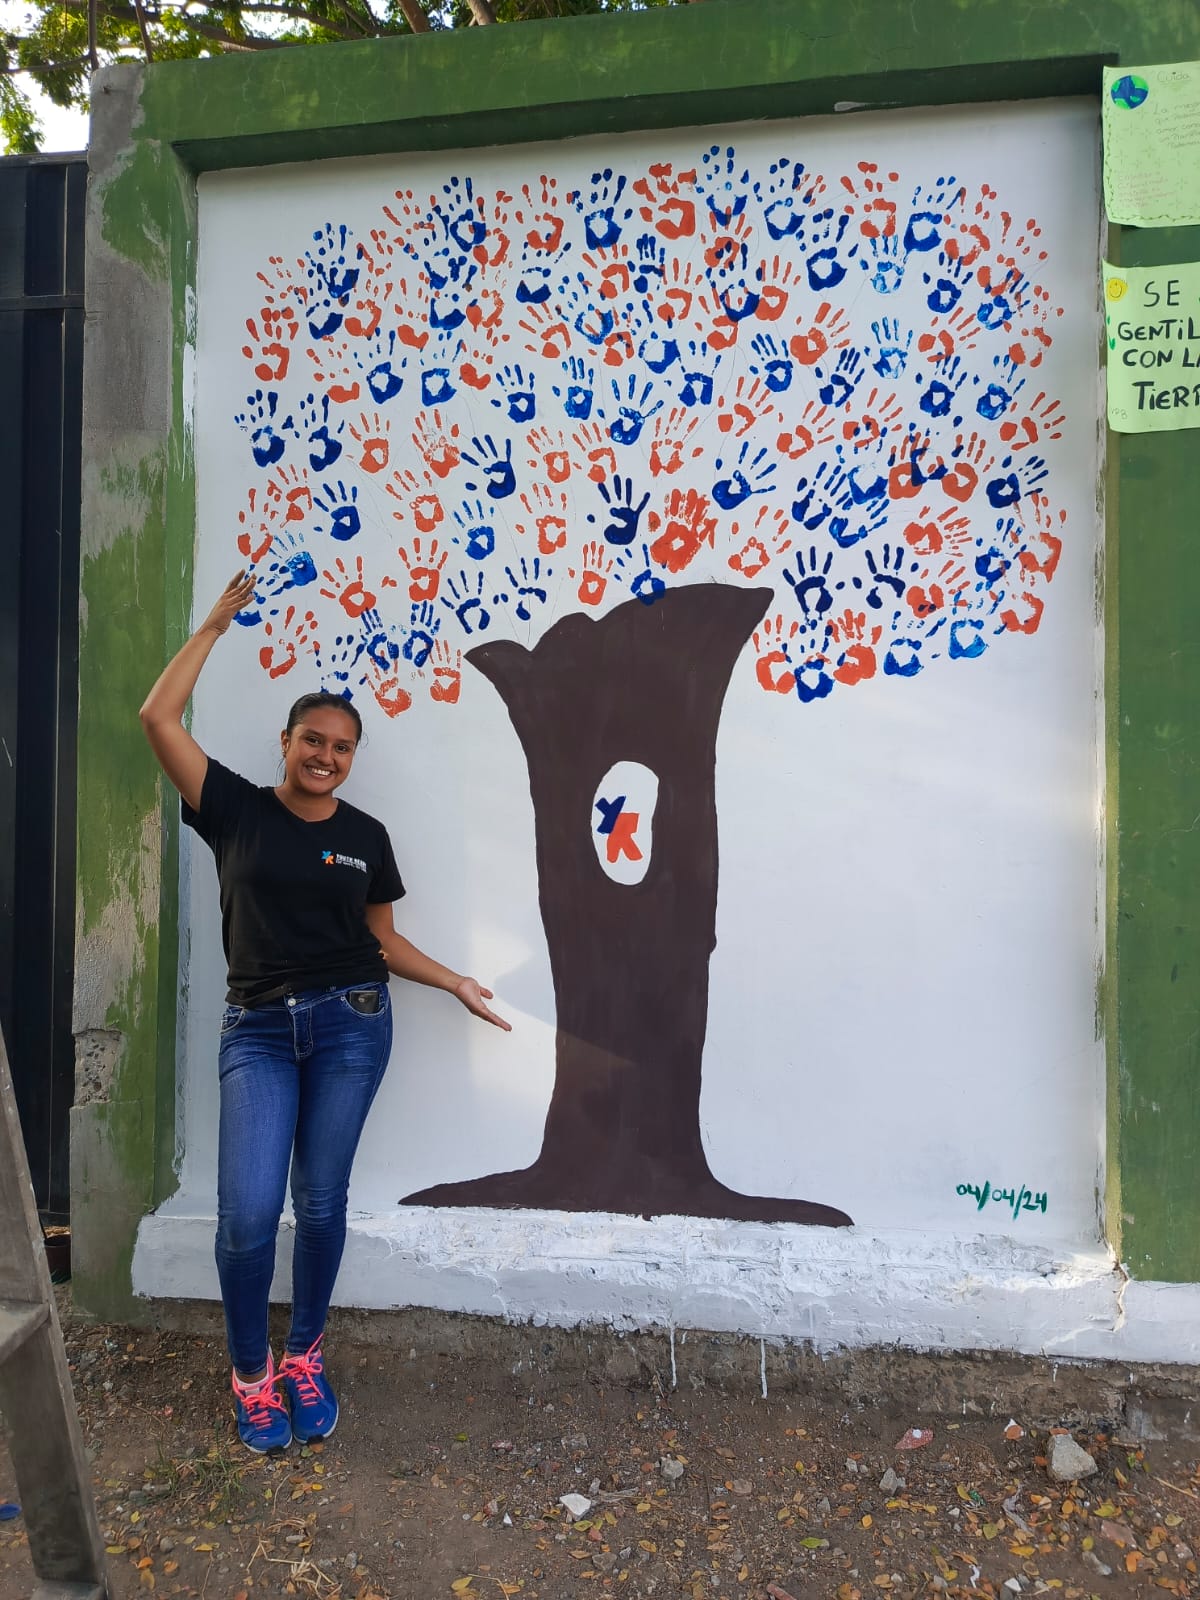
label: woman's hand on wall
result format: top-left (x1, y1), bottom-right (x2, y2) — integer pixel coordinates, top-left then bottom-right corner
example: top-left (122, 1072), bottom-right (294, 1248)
top-left (202, 569), bottom-right (257, 636)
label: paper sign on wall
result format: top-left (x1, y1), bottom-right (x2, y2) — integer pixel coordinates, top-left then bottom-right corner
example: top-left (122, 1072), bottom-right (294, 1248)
top-left (1103, 261), bottom-right (1200, 433)
top-left (1102, 62), bottom-right (1200, 227)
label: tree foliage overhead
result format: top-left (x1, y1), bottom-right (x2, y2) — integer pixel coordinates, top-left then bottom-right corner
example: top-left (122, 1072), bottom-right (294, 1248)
top-left (1, 0), bottom-right (687, 152)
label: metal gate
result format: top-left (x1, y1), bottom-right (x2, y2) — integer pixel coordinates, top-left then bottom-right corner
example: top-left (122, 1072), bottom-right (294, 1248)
top-left (0, 152), bottom-right (86, 1221)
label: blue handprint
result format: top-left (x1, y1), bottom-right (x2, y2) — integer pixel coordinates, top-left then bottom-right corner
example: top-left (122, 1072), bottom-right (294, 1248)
top-left (254, 535), bottom-right (317, 599)
top-left (863, 232), bottom-right (905, 295)
top-left (495, 557), bottom-right (549, 623)
top-left (637, 322), bottom-right (680, 375)
top-left (441, 569), bottom-right (492, 635)
top-left (949, 617), bottom-right (987, 660)
top-left (426, 248), bottom-right (478, 334)
top-left (986, 453), bottom-right (1048, 509)
top-left (492, 364), bottom-right (537, 424)
top-left (883, 637), bottom-right (924, 678)
top-left (297, 393), bottom-right (343, 472)
top-left (553, 356), bottom-right (596, 421)
top-left (860, 543), bottom-right (909, 610)
top-left (516, 265), bottom-right (553, 305)
top-left (922, 250), bottom-right (974, 316)
top-left (748, 333), bottom-right (794, 394)
top-left (573, 169), bottom-right (631, 250)
top-left (753, 156), bottom-right (816, 241)
top-left (794, 206), bottom-right (857, 292)
top-left (815, 347), bottom-right (865, 408)
top-left (421, 366), bottom-right (457, 407)
top-left (402, 601), bottom-right (440, 667)
top-left (976, 378), bottom-right (1017, 422)
top-left (697, 144), bottom-right (751, 228)
top-left (305, 222), bottom-right (360, 301)
top-left (632, 234), bottom-right (666, 294)
top-left (615, 541), bottom-right (667, 607)
top-left (313, 479), bottom-right (360, 542)
top-left (432, 175), bottom-right (487, 253)
top-left (676, 340), bottom-right (719, 409)
top-left (713, 442), bottom-right (777, 510)
top-left (783, 546), bottom-right (836, 619)
top-left (918, 356), bottom-right (967, 420)
top-left (609, 375), bottom-right (663, 445)
top-left (591, 475), bottom-right (651, 546)
top-left (870, 317), bottom-right (914, 379)
top-left (452, 498), bottom-right (497, 561)
top-left (792, 460), bottom-right (847, 533)
top-left (460, 434), bottom-right (517, 500)
top-left (321, 630), bottom-right (366, 689)
top-left (562, 273), bottom-right (616, 345)
top-left (354, 330), bottom-right (406, 404)
top-left (236, 390), bottom-right (295, 469)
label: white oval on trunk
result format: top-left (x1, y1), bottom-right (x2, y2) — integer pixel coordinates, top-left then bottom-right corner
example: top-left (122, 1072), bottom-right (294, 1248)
top-left (592, 761), bottom-right (658, 886)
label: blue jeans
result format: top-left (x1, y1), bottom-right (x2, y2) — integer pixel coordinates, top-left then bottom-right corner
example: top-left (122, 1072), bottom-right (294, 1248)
top-left (215, 982), bottom-right (392, 1374)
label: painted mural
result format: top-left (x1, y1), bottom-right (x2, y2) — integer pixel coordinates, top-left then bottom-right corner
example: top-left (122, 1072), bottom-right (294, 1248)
top-left (215, 119), bottom-right (1087, 1230)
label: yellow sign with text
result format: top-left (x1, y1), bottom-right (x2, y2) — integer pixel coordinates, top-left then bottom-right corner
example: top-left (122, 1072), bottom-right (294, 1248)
top-left (1103, 261), bottom-right (1200, 433)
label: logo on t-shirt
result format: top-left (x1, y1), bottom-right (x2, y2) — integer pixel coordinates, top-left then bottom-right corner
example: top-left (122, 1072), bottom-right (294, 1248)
top-left (321, 849), bottom-right (368, 873)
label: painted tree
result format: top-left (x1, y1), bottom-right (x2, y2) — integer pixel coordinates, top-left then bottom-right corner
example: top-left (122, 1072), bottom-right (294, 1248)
top-left (231, 141), bottom-right (1068, 1225)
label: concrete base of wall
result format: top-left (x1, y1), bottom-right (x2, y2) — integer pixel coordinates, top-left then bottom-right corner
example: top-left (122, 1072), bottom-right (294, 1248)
top-left (132, 1203), bottom-right (1200, 1371)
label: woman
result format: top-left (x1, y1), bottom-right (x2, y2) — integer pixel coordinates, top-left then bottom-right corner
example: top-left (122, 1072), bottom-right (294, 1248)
top-left (140, 569), bottom-right (510, 1453)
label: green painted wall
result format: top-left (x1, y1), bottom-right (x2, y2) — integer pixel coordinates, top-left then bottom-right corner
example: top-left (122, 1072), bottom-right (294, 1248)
top-left (77, 0), bottom-right (1200, 1315)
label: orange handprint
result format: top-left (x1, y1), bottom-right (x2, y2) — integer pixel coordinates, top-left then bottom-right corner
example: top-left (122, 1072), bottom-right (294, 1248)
top-left (396, 536), bottom-right (448, 602)
top-left (257, 605), bottom-right (318, 680)
top-left (349, 410), bottom-right (390, 473)
top-left (842, 388), bottom-right (903, 452)
top-left (427, 638), bottom-right (463, 705)
top-left (728, 505), bottom-right (792, 578)
top-left (716, 375), bottom-right (781, 438)
top-left (941, 431), bottom-right (995, 504)
top-left (320, 555), bottom-right (377, 618)
top-left (387, 468), bottom-right (445, 536)
top-left (790, 301), bottom-right (851, 366)
top-left (515, 483), bottom-right (569, 555)
top-left (647, 487), bottom-right (717, 574)
top-left (826, 609), bottom-right (882, 686)
top-left (632, 161), bottom-right (698, 240)
top-left (236, 487), bottom-right (278, 565)
top-left (567, 540), bottom-right (615, 607)
top-left (265, 463), bottom-right (312, 526)
top-left (410, 409), bottom-right (462, 479)
top-left (752, 613), bottom-right (800, 695)
top-left (649, 407), bottom-right (703, 477)
top-left (525, 425), bottom-right (572, 484)
top-left (570, 421), bottom-right (617, 484)
top-left (776, 401), bottom-right (836, 461)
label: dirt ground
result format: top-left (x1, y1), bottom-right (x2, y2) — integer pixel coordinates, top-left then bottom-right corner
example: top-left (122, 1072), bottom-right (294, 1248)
top-left (1, 1304), bottom-right (1198, 1600)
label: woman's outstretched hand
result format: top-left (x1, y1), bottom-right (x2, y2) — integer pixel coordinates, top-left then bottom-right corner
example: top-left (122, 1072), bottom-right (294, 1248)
top-left (454, 977), bottom-right (512, 1031)
top-left (203, 569), bottom-right (257, 636)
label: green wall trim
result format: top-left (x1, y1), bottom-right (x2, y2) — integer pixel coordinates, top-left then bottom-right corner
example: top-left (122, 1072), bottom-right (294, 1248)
top-left (78, 0), bottom-right (1200, 1310)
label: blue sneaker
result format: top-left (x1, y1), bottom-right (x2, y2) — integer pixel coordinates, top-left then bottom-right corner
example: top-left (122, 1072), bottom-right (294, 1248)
top-left (231, 1355), bottom-right (292, 1453)
top-left (279, 1337), bottom-right (338, 1442)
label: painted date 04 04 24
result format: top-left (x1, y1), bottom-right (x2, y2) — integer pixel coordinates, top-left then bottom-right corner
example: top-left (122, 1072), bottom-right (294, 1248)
top-left (957, 1181), bottom-right (1048, 1219)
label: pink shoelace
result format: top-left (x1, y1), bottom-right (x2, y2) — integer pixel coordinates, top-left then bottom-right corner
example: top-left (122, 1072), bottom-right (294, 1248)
top-left (231, 1361), bottom-right (286, 1425)
top-left (279, 1338), bottom-right (325, 1403)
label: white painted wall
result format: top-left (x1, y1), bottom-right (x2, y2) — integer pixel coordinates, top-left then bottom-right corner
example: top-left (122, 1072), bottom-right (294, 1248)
top-left (136, 98), bottom-right (1120, 1354)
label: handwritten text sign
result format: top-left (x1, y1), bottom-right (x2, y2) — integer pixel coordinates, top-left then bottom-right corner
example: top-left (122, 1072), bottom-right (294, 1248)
top-left (1103, 62), bottom-right (1200, 227)
top-left (957, 1182), bottom-right (1048, 1221)
top-left (1103, 261), bottom-right (1200, 434)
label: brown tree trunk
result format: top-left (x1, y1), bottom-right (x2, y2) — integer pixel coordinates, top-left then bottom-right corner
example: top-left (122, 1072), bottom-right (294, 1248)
top-left (402, 582), bottom-right (852, 1227)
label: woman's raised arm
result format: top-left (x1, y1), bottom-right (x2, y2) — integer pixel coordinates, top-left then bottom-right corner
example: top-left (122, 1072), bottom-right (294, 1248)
top-left (139, 570), bottom-right (256, 812)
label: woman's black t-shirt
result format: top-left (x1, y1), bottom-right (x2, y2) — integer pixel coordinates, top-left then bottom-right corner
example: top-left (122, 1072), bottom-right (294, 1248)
top-left (182, 758), bottom-right (405, 1006)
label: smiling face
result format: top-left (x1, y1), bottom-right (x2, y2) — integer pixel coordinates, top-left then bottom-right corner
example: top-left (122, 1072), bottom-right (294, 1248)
top-left (279, 705), bottom-right (361, 800)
